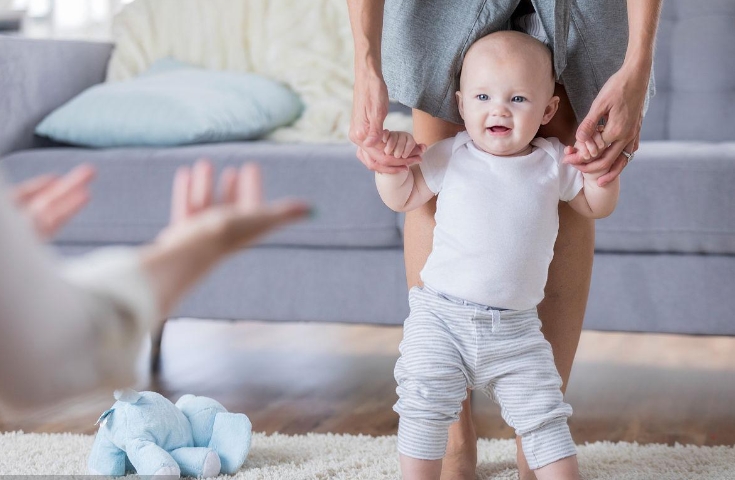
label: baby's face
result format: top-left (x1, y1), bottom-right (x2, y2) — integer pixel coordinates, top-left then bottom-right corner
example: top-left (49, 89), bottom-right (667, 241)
top-left (456, 37), bottom-right (557, 157)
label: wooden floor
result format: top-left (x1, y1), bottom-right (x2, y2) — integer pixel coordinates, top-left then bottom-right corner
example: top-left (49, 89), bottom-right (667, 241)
top-left (3, 319), bottom-right (735, 447)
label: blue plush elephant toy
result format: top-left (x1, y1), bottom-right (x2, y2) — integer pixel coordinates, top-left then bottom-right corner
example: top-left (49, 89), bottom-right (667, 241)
top-left (88, 389), bottom-right (252, 477)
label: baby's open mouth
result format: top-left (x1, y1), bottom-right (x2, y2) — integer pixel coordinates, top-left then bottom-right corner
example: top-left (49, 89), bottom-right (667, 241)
top-left (488, 126), bottom-right (511, 133)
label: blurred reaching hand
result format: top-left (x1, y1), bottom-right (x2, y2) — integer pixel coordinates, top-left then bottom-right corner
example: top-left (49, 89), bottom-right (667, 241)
top-left (11, 165), bottom-right (96, 240)
top-left (159, 159), bottom-right (310, 255)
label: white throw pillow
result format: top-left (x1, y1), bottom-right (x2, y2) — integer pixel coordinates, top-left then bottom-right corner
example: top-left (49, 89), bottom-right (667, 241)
top-left (107, 0), bottom-right (412, 144)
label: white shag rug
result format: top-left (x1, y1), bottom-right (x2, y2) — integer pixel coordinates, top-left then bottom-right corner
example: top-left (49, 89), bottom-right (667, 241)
top-left (1, 431), bottom-right (734, 479)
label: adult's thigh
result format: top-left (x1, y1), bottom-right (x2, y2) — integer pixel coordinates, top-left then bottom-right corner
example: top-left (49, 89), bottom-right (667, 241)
top-left (403, 110), bottom-right (464, 289)
top-left (537, 83), bottom-right (595, 390)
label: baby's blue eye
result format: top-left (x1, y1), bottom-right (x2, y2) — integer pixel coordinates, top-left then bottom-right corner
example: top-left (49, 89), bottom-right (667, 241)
top-left (476, 94), bottom-right (489, 101)
top-left (512, 96), bottom-right (526, 103)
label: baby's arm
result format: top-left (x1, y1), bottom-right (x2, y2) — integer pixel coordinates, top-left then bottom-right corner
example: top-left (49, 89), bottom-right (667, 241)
top-left (376, 165), bottom-right (435, 212)
top-left (567, 168), bottom-right (620, 219)
top-left (375, 131), bottom-right (435, 212)
top-left (561, 132), bottom-right (619, 218)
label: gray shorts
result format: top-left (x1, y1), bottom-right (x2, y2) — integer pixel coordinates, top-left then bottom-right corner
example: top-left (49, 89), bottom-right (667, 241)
top-left (382, 0), bottom-right (655, 124)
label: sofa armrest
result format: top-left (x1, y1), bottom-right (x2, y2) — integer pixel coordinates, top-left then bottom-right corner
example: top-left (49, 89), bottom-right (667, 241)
top-left (0, 36), bottom-right (113, 157)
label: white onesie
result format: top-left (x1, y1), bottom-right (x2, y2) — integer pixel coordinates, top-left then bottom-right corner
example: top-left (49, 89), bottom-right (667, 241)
top-left (419, 131), bottom-right (583, 310)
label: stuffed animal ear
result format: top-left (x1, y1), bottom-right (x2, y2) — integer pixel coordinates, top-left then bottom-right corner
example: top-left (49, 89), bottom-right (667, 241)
top-left (95, 408), bottom-right (115, 427)
top-left (175, 394), bottom-right (196, 409)
top-left (113, 389), bottom-right (142, 404)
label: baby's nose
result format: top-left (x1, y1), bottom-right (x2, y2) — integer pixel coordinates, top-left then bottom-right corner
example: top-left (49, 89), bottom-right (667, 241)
top-left (490, 103), bottom-right (510, 116)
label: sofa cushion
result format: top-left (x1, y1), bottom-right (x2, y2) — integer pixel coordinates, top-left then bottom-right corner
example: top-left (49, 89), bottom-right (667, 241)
top-left (596, 141), bottom-right (735, 254)
top-left (5, 140), bottom-right (734, 255)
top-left (35, 58), bottom-right (304, 148)
top-left (640, 0), bottom-right (735, 141)
top-left (1, 141), bottom-right (403, 248)
top-left (587, 252), bottom-right (735, 336)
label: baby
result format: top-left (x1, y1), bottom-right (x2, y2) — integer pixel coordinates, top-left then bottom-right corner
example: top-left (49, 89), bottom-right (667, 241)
top-left (376, 31), bottom-right (619, 480)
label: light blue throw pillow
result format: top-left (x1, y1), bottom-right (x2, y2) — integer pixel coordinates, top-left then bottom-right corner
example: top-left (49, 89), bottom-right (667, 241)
top-left (36, 59), bottom-right (303, 147)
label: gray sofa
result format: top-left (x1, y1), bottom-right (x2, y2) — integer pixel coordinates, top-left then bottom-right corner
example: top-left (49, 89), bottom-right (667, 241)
top-left (1, 0), bottom-right (734, 337)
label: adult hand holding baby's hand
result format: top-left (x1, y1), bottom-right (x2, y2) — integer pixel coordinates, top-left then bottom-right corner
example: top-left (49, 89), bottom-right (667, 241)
top-left (563, 64), bottom-right (648, 186)
top-left (563, 131), bottom-right (610, 176)
top-left (382, 130), bottom-right (427, 161)
top-left (564, 130), bottom-right (606, 162)
top-left (349, 72), bottom-right (424, 173)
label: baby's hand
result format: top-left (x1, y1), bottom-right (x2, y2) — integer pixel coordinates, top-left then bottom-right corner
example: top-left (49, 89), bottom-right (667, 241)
top-left (564, 130), bottom-right (607, 163)
top-left (382, 130), bottom-right (426, 159)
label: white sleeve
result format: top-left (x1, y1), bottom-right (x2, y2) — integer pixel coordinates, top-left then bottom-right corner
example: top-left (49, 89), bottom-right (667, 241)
top-left (61, 247), bottom-right (158, 337)
top-left (0, 175), bottom-right (157, 409)
top-left (549, 138), bottom-right (584, 202)
top-left (418, 136), bottom-right (454, 194)
top-left (559, 162), bottom-right (584, 202)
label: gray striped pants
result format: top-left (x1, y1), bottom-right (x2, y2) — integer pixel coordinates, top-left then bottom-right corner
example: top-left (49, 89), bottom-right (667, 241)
top-left (394, 286), bottom-right (576, 470)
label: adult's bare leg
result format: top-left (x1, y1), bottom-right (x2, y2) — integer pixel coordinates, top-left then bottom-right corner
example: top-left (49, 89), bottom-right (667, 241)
top-left (404, 108), bottom-right (464, 289)
top-left (405, 109), bottom-right (470, 480)
top-left (514, 84), bottom-right (595, 480)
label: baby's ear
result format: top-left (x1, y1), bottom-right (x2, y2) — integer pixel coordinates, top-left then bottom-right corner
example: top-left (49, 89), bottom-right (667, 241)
top-left (455, 92), bottom-right (465, 120)
top-left (541, 95), bottom-right (560, 125)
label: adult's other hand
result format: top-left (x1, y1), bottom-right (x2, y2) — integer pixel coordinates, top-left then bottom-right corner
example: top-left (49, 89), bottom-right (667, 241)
top-left (349, 73), bottom-right (423, 173)
top-left (563, 65), bottom-right (648, 186)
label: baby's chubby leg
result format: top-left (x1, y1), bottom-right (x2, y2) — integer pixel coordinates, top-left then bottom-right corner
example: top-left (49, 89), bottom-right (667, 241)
top-left (486, 310), bottom-right (578, 478)
top-left (534, 455), bottom-right (580, 480)
top-left (400, 455), bottom-right (443, 480)
top-left (394, 288), bottom-right (471, 479)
